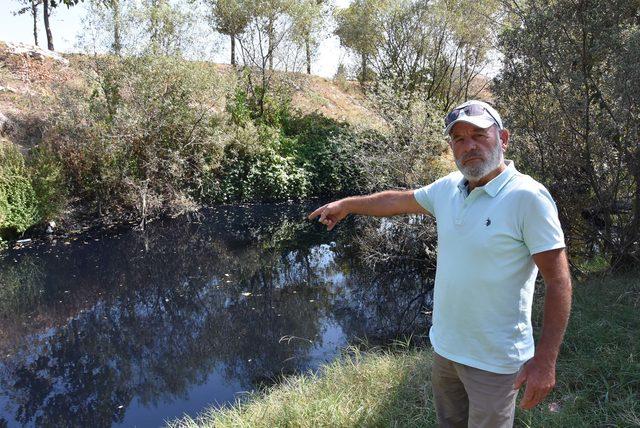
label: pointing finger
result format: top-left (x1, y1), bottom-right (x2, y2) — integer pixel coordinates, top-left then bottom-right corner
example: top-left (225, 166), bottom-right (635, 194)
top-left (307, 205), bottom-right (326, 220)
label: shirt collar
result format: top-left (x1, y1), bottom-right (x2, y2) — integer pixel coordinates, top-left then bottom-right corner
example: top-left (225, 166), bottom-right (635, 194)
top-left (457, 160), bottom-right (517, 198)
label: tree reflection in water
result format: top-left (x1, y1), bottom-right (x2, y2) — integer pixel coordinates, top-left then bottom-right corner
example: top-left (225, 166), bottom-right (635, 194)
top-left (0, 204), bottom-right (434, 427)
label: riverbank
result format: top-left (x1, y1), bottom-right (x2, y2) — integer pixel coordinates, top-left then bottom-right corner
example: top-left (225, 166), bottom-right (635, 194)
top-left (1, 42), bottom-right (451, 251)
top-left (169, 270), bottom-right (640, 427)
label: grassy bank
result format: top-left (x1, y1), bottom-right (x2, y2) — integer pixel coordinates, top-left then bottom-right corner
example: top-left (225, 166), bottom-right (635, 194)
top-left (169, 271), bottom-right (640, 427)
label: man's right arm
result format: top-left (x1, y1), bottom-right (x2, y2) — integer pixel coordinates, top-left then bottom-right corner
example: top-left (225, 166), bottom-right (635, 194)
top-left (307, 190), bottom-right (428, 231)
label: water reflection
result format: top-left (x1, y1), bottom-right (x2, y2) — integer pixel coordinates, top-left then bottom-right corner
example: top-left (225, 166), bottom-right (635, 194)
top-left (0, 204), bottom-right (434, 427)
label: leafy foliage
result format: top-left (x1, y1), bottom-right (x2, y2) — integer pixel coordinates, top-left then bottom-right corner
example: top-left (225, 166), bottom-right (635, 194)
top-left (495, 0), bottom-right (640, 270)
top-left (282, 113), bottom-right (368, 197)
top-left (48, 56), bottom-right (226, 222)
top-left (334, 0), bottom-right (390, 82)
top-left (0, 144), bottom-right (39, 237)
top-left (211, 121), bottom-right (310, 203)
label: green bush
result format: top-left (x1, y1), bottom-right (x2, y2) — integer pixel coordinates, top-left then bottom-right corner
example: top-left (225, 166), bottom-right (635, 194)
top-left (27, 144), bottom-right (67, 221)
top-left (282, 113), bottom-right (369, 197)
top-left (212, 122), bottom-right (309, 203)
top-left (48, 56), bottom-right (226, 221)
top-left (0, 144), bottom-right (39, 237)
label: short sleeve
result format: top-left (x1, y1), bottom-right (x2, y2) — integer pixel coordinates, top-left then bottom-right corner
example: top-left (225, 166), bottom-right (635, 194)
top-left (522, 187), bottom-right (566, 255)
top-left (413, 182), bottom-right (437, 216)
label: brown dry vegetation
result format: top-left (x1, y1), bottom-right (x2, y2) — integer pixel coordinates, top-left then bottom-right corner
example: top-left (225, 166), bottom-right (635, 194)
top-left (0, 40), bottom-right (384, 151)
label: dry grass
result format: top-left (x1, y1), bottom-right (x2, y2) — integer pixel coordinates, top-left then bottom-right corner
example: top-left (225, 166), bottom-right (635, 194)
top-left (0, 42), bottom-right (383, 145)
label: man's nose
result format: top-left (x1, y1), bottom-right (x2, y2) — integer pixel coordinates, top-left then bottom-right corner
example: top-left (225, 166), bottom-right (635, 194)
top-left (461, 137), bottom-right (478, 152)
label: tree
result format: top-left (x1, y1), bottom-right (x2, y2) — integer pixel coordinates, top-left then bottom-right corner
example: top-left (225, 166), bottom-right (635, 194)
top-left (236, 0), bottom-right (297, 116)
top-left (103, 0), bottom-right (122, 55)
top-left (290, 0), bottom-right (326, 75)
top-left (13, 0), bottom-right (41, 47)
top-left (143, 0), bottom-right (194, 56)
top-left (334, 0), bottom-right (390, 83)
top-left (366, 0), bottom-right (498, 110)
top-left (41, 0), bottom-right (84, 51)
top-left (209, 0), bottom-right (250, 66)
top-left (495, 0), bottom-right (640, 270)
top-left (248, 0), bottom-right (295, 70)
top-left (87, 0), bottom-right (123, 54)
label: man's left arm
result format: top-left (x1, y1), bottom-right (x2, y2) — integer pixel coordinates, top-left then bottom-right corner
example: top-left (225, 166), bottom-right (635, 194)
top-left (514, 248), bottom-right (572, 410)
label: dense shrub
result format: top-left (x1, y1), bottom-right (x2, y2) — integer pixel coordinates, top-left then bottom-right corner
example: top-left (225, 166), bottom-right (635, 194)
top-left (0, 143), bottom-right (66, 241)
top-left (341, 84), bottom-right (450, 268)
top-left (0, 144), bottom-right (39, 238)
top-left (27, 145), bottom-right (67, 222)
top-left (47, 56), bottom-right (227, 222)
top-left (282, 113), bottom-right (369, 197)
top-left (30, 54), bottom-right (448, 231)
top-left (211, 122), bottom-right (309, 203)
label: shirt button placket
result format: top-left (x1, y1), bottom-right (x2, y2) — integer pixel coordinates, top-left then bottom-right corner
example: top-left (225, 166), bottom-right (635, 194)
top-left (457, 191), bottom-right (478, 226)
top-left (455, 200), bottom-right (468, 226)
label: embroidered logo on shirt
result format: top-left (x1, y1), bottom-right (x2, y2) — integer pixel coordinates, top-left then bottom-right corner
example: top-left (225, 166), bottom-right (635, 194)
top-left (485, 218), bottom-right (491, 226)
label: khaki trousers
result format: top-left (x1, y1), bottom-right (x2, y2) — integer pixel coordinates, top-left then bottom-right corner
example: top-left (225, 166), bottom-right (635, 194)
top-left (431, 352), bottom-right (520, 428)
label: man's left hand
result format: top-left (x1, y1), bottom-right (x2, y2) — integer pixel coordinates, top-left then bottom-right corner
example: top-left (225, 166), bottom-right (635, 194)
top-left (513, 356), bottom-right (556, 410)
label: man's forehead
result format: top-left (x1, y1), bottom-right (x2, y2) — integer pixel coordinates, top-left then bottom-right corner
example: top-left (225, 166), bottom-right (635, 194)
top-left (449, 122), bottom-right (493, 137)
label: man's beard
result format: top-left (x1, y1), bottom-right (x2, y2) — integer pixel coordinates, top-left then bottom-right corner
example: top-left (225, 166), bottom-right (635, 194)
top-left (455, 140), bottom-right (504, 182)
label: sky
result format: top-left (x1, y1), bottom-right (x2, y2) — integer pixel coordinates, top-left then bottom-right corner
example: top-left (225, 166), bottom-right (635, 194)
top-left (0, 0), bottom-right (352, 79)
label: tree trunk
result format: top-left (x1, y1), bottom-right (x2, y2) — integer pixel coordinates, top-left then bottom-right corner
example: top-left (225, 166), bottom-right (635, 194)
top-left (150, 0), bottom-right (160, 54)
top-left (305, 37), bottom-right (311, 74)
top-left (231, 35), bottom-right (236, 66)
top-left (113, 0), bottom-right (122, 55)
top-left (267, 18), bottom-right (274, 70)
top-left (616, 147), bottom-right (640, 270)
top-left (43, 0), bottom-right (54, 51)
top-left (361, 52), bottom-right (367, 83)
top-left (31, 0), bottom-right (39, 46)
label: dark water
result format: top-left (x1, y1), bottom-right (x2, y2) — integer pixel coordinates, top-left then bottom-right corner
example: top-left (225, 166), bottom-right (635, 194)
top-left (0, 203), bottom-right (434, 427)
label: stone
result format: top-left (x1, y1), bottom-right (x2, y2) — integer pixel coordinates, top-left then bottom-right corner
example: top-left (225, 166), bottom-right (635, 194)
top-left (4, 41), bottom-right (69, 66)
top-left (0, 111), bottom-right (15, 137)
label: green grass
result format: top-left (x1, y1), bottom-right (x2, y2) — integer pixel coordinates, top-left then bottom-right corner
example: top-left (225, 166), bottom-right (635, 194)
top-left (169, 271), bottom-right (640, 428)
top-left (517, 271), bottom-right (640, 427)
top-left (169, 347), bottom-right (437, 428)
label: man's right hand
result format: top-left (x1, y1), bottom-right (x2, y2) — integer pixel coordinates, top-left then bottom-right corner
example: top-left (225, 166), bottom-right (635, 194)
top-left (308, 200), bottom-right (348, 231)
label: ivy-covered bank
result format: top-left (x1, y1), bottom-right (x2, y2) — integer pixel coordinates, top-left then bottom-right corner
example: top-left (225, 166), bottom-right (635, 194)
top-left (170, 270), bottom-right (640, 428)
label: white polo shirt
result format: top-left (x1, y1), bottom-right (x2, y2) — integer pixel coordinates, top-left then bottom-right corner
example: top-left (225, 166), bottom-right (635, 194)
top-left (414, 161), bottom-right (565, 374)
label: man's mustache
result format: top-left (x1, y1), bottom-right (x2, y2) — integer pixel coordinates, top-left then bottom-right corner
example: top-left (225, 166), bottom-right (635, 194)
top-left (461, 151), bottom-right (484, 163)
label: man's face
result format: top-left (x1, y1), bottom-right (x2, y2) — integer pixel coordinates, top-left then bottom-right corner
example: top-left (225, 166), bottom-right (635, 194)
top-left (449, 122), bottom-right (505, 181)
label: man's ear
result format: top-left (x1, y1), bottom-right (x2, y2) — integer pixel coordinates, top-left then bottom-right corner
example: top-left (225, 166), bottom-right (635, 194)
top-left (500, 129), bottom-right (510, 151)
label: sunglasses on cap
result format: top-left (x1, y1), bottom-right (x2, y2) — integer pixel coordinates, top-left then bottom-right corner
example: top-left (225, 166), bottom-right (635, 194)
top-left (444, 104), bottom-right (501, 129)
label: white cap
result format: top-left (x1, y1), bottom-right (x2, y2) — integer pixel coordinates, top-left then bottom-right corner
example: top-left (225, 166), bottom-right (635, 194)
top-left (444, 100), bottom-right (503, 135)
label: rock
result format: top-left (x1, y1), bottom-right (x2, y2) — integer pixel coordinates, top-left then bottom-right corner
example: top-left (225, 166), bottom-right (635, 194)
top-left (46, 220), bottom-right (56, 234)
top-left (0, 111), bottom-right (15, 137)
top-left (3, 41), bottom-right (69, 66)
top-left (0, 85), bottom-right (17, 94)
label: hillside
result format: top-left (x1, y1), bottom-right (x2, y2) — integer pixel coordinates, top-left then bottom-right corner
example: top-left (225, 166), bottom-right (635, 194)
top-left (0, 40), bottom-right (383, 151)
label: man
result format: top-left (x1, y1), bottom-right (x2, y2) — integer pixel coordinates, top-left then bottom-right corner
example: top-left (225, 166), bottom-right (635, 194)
top-left (308, 100), bottom-right (572, 427)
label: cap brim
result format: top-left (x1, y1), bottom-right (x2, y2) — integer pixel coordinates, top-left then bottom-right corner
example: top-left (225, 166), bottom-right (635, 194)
top-left (444, 117), bottom-right (496, 135)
